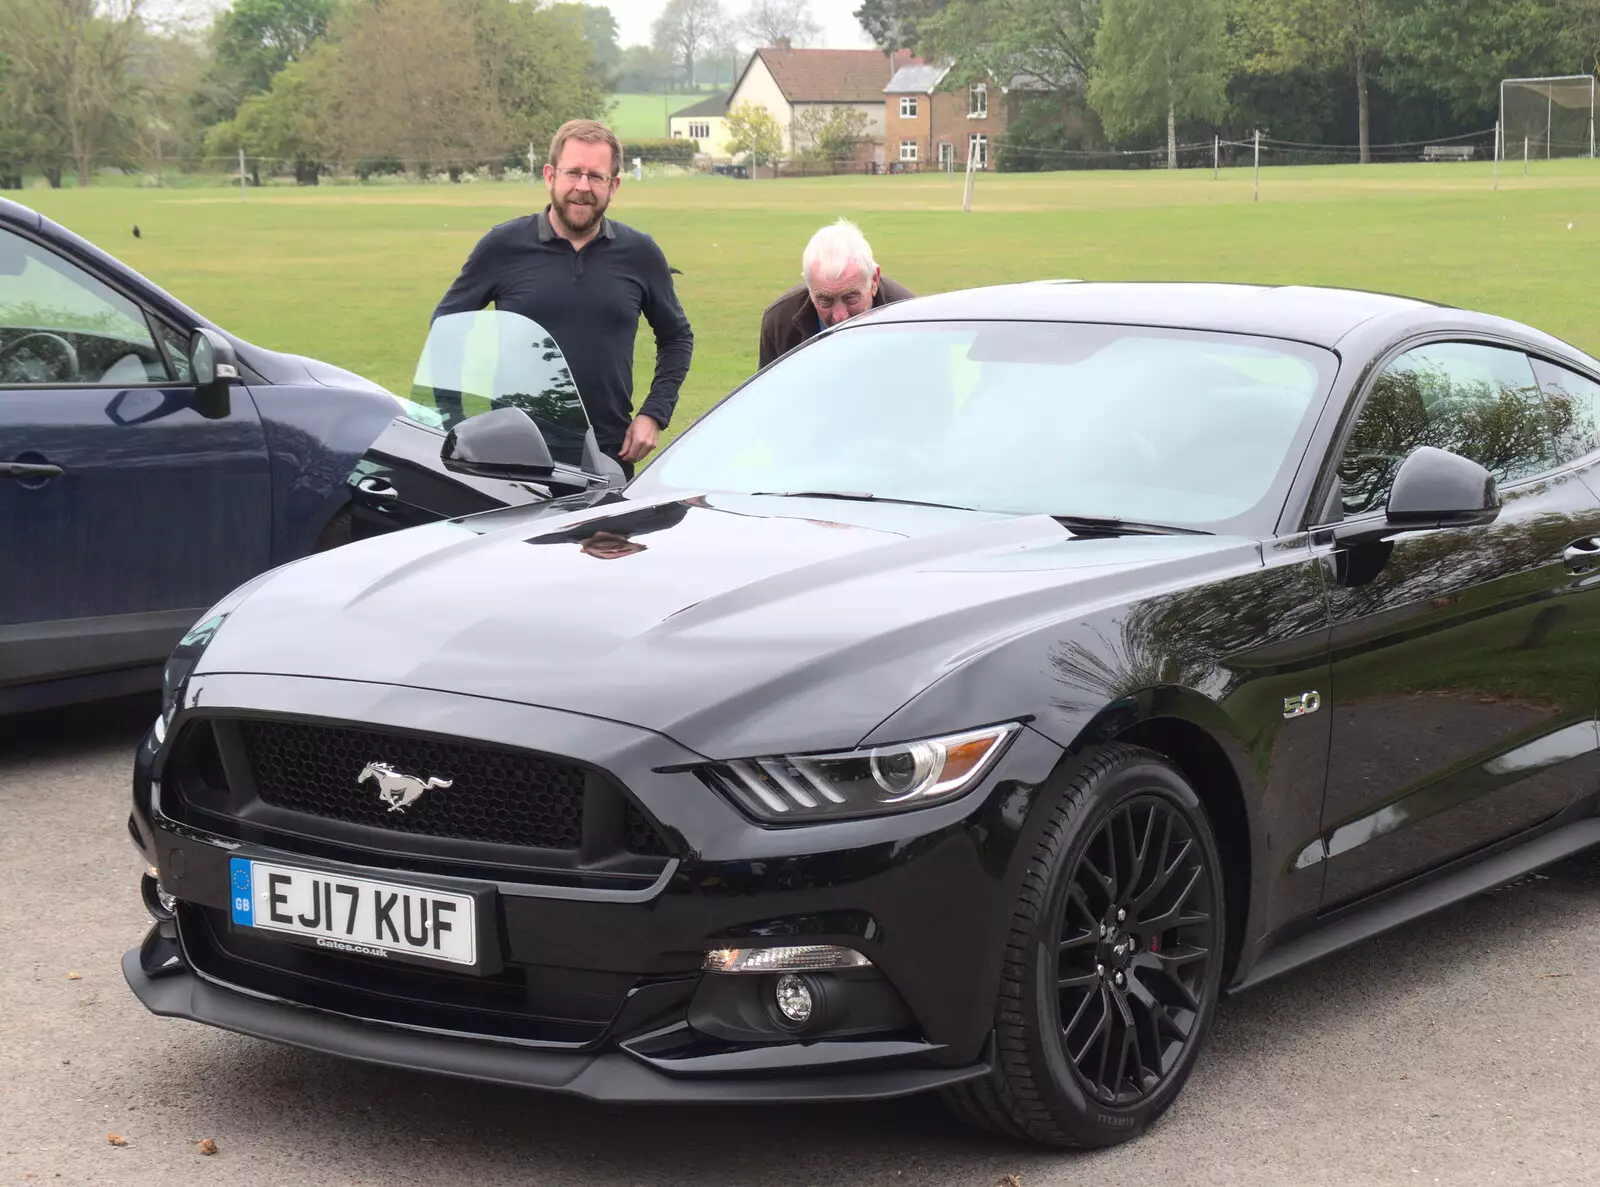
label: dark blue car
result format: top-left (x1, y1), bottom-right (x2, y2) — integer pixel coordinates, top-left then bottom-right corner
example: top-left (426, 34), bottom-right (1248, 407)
top-left (0, 197), bottom-right (571, 714)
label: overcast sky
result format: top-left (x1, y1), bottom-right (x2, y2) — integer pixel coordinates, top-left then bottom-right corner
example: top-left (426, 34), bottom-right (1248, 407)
top-left (604, 0), bottom-right (877, 49)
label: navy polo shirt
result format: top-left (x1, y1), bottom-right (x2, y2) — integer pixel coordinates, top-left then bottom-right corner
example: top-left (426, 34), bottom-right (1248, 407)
top-left (432, 208), bottom-right (694, 451)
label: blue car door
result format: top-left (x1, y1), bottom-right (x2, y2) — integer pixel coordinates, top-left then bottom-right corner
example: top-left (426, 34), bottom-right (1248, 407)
top-left (0, 223), bottom-right (272, 699)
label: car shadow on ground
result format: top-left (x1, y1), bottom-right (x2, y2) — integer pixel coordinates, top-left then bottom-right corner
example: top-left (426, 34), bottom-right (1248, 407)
top-left (0, 692), bottom-right (159, 764)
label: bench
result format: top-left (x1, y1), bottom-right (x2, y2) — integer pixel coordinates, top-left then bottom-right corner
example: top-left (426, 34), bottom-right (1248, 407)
top-left (1422, 145), bottom-right (1475, 161)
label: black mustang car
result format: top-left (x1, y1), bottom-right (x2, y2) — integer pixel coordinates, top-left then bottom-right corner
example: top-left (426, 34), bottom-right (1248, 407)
top-left (125, 283), bottom-right (1600, 1148)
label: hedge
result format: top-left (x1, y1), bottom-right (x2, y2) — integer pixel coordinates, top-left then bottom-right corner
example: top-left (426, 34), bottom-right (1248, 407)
top-left (624, 138), bottom-right (700, 164)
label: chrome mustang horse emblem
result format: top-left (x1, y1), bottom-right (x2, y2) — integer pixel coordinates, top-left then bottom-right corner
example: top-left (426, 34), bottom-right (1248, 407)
top-left (358, 760), bottom-right (453, 813)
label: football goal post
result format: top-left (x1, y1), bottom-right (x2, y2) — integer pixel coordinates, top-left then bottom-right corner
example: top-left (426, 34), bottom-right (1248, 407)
top-left (1499, 75), bottom-right (1596, 162)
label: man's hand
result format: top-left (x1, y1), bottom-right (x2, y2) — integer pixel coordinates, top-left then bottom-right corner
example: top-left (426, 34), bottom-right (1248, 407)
top-left (618, 414), bottom-right (661, 463)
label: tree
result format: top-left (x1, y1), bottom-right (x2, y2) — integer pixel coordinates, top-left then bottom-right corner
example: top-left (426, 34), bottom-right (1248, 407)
top-left (194, 0), bottom-right (337, 129)
top-left (616, 44), bottom-right (674, 92)
top-left (326, 0), bottom-right (512, 177)
top-left (1567, 0), bottom-right (1600, 73)
top-left (3, 0), bottom-right (150, 186)
top-left (742, 0), bottom-right (820, 46)
top-left (920, 0), bottom-right (1100, 93)
top-left (552, 3), bottom-right (622, 90)
top-left (1380, 0), bottom-right (1583, 123)
top-left (467, 0), bottom-right (606, 163)
top-left (1087, 0), bottom-right (1230, 165)
top-left (723, 99), bottom-right (782, 169)
top-left (853, 0), bottom-right (946, 52)
top-left (126, 23), bottom-right (208, 185)
top-left (0, 46), bottom-right (46, 186)
top-left (206, 48), bottom-right (335, 184)
top-left (652, 0), bottom-right (726, 87)
top-left (791, 104), bottom-right (869, 161)
top-left (1253, 0), bottom-right (1385, 163)
top-left (213, 0), bottom-right (336, 96)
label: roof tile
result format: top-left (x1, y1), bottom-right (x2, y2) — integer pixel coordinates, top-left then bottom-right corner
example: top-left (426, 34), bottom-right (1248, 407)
top-left (756, 47), bottom-right (900, 103)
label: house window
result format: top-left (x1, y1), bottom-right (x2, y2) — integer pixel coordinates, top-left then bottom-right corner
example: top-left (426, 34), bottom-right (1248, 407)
top-left (969, 132), bottom-right (988, 169)
top-left (938, 141), bottom-right (953, 166)
top-left (900, 140), bottom-right (918, 161)
top-left (689, 122), bottom-right (710, 139)
top-left (900, 96), bottom-right (918, 118)
top-left (969, 83), bottom-right (988, 118)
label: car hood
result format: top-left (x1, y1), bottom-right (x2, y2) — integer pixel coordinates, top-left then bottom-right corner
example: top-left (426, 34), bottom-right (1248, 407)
top-left (196, 492), bottom-right (1261, 757)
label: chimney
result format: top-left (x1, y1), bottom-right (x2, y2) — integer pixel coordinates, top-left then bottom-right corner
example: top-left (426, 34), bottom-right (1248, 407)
top-left (773, 36), bottom-right (791, 51)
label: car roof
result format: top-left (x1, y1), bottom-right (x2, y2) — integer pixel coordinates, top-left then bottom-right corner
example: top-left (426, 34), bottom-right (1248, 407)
top-left (857, 280), bottom-right (1444, 349)
top-left (0, 195), bottom-right (42, 231)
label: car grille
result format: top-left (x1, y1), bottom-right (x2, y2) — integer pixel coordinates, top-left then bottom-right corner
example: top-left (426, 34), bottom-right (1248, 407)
top-left (165, 716), bottom-right (673, 866)
top-left (242, 720), bottom-right (588, 851)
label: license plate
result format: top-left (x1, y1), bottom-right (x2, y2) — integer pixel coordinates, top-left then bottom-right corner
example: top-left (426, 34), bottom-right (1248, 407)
top-left (229, 857), bottom-right (476, 967)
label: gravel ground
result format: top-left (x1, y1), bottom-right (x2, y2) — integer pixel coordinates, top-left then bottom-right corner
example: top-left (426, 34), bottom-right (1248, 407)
top-left (3, 695), bottom-right (1598, 1187)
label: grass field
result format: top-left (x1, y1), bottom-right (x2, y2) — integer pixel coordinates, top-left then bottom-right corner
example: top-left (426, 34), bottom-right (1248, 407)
top-left (13, 159), bottom-right (1600, 449)
top-left (605, 92), bottom-right (714, 140)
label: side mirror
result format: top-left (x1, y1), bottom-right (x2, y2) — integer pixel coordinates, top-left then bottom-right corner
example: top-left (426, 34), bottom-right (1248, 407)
top-left (188, 328), bottom-right (237, 420)
top-left (580, 430), bottom-right (628, 488)
top-left (441, 406), bottom-right (555, 481)
top-left (1335, 446), bottom-right (1500, 546)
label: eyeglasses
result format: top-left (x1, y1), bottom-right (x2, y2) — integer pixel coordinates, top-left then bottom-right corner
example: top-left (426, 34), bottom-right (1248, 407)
top-left (557, 167), bottom-right (613, 187)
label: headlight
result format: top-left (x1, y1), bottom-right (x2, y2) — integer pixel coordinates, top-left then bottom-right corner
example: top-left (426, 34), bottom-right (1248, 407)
top-left (704, 722), bottom-right (1021, 823)
top-left (154, 612), bottom-right (228, 743)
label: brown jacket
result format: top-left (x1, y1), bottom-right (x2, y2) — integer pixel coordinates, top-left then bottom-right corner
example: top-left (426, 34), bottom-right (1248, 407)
top-left (757, 275), bottom-right (915, 369)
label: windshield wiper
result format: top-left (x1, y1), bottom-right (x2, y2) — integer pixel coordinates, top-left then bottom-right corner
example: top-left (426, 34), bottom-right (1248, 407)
top-left (750, 490), bottom-right (984, 513)
top-left (748, 492), bottom-right (1210, 535)
top-left (1052, 514), bottom-right (1212, 537)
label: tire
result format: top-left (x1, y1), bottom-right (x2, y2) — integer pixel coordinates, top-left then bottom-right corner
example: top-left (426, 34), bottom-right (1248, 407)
top-left (311, 505), bottom-right (353, 553)
top-left (942, 742), bottom-right (1226, 1148)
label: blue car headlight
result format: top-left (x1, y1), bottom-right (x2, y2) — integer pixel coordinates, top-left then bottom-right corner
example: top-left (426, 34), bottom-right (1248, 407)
top-left (702, 722), bottom-right (1021, 824)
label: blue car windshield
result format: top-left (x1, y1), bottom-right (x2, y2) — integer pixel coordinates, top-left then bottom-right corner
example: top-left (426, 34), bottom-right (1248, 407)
top-left (633, 320), bottom-right (1337, 531)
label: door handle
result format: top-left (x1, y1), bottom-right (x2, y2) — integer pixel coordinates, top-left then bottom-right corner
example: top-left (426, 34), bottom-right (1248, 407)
top-left (356, 475), bottom-right (399, 504)
top-left (1562, 537), bottom-right (1600, 573)
top-left (4, 461), bottom-right (64, 480)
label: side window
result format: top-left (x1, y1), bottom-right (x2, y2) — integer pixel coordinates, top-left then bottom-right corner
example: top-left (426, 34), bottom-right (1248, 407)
top-left (153, 320), bottom-right (194, 384)
top-left (1530, 356), bottom-right (1600, 464)
top-left (0, 227), bottom-right (171, 387)
top-left (1334, 341), bottom-right (1552, 518)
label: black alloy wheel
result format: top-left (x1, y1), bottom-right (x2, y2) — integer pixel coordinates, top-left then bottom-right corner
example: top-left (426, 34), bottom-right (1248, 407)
top-left (943, 743), bottom-right (1226, 1148)
top-left (1056, 794), bottom-right (1217, 1107)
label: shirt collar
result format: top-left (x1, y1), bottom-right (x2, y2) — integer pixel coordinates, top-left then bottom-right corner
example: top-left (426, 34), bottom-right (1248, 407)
top-left (537, 206), bottom-right (615, 242)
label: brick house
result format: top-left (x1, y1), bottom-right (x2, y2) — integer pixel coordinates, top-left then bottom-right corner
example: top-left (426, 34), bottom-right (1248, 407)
top-left (884, 64), bottom-right (1052, 170)
top-left (727, 41), bottom-right (919, 166)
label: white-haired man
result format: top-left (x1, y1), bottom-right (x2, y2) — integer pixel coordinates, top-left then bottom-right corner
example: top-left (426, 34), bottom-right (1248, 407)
top-left (757, 218), bottom-right (913, 369)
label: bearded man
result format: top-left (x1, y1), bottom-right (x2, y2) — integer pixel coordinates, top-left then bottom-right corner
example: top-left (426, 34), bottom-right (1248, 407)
top-left (432, 119), bottom-right (693, 476)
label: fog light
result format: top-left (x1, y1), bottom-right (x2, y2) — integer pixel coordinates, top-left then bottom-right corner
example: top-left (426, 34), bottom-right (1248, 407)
top-left (143, 865), bottom-right (176, 917)
top-left (774, 974), bottom-right (813, 1026)
top-left (703, 944), bottom-right (871, 973)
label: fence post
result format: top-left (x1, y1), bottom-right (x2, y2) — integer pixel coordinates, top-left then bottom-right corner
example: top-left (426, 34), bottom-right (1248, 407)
top-left (1253, 129), bottom-right (1260, 202)
top-left (528, 142), bottom-right (535, 183)
top-left (1213, 134), bottom-right (1219, 180)
top-left (238, 148), bottom-right (246, 201)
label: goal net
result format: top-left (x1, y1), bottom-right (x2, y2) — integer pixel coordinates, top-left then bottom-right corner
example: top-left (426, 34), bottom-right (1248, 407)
top-left (1499, 75), bottom-right (1596, 160)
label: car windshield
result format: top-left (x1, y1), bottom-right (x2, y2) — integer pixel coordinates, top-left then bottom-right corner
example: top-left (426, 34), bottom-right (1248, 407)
top-left (402, 309), bottom-right (592, 470)
top-left (634, 320), bottom-right (1337, 531)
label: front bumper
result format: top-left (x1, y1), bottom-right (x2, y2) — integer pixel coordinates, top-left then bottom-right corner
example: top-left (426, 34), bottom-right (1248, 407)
top-left (125, 672), bottom-right (1064, 1102)
top-left (124, 926), bottom-right (989, 1102)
